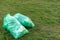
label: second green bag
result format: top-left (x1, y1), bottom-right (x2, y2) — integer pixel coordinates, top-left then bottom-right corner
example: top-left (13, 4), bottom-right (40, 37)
top-left (14, 13), bottom-right (35, 28)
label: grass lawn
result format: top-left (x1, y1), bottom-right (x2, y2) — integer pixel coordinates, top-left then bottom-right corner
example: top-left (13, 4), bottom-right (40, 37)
top-left (0, 0), bottom-right (60, 40)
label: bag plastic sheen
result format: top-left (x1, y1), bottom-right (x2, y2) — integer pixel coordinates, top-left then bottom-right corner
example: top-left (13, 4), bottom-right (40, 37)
top-left (3, 14), bottom-right (29, 39)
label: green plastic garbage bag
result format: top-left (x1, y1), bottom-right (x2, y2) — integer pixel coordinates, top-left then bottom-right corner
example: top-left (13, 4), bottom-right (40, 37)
top-left (14, 13), bottom-right (35, 28)
top-left (3, 14), bottom-right (29, 39)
